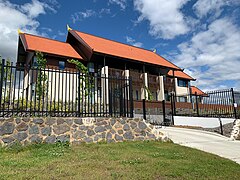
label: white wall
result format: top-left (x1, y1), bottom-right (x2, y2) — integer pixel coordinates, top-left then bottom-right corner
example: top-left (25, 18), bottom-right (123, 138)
top-left (175, 78), bottom-right (189, 96)
top-left (174, 116), bottom-right (235, 128)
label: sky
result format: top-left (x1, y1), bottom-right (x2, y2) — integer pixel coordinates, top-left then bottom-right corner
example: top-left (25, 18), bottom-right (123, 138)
top-left (0, 0), bottom-right (240, 91)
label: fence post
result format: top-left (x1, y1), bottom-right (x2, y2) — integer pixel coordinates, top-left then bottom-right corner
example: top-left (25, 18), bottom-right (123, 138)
top-left (162, 100), bottom-right (166, 125)
top-left (195, 92), bottom-right (199, 116)
top-left (142, 99), bottom-right (146, 120)
top-left (78, 71), bottom-right (81, 117)
top-left (129, 77), bottom-right (134, 118)
top-left (109, 89), bottom-right (112, 116)
top-left (0, 59), bottom-right (5, 112)
top-left (231, 88), bottom-right (237, 119)
top-left (170, 93), bottom-right (175, 125)
top-left (173, 92), bottom-right (176, 115)
top-left (219, 117), bottom-right (223, 135)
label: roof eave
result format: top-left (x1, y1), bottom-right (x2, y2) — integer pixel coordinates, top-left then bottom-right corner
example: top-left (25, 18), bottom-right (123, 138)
top-left (93, 51), bottom-right (181, 70)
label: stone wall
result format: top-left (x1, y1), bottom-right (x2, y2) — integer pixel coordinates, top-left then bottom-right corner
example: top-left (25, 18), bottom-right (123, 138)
top-left (0, 117), bottom-right (163, 146)
top-left (230, 119), bottom-right (240, 140)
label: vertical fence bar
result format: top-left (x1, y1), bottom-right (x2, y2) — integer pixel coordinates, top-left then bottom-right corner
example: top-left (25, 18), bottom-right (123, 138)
top-left (0, 59), bottom-right (5, 113)
top-left (25, 66), bottom-right (30, 116)
top-left (109, 77), bottom-right (113, 117)
top-left (17, 69), bottom-right (22, 116)
top-left (61, 71), bottom-right (64, 116)
top-left (3, 61), bottom-right (9, 114)
top-left (170, 93), bottom-right (175, 125)
top-left (219, 118), bottom-right (223, 135)
top-left (162, 100), bottom-right (166, 125)
top-left (7, 62), bottom-right (13, 115)
top-left (78, 71), bottom-right (81, 117)
top-left (195, 92), bottom-right (199, 116)
top-left (142, 98), bottom-right (146, 120)
top-left (129, 76), bottom-right (134, 118)
top-left (231, 88), bottom-right (237, 119)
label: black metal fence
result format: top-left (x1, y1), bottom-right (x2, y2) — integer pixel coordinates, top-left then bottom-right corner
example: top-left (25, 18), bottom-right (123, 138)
top-left (173, 88), bottom-right (239, 119)
top-left (0, 59), bottom-right (133, 118)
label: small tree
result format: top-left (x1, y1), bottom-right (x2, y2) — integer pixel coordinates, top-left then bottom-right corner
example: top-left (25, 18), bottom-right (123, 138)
top-left (0, 57), bottom-right (11, 81)
top-left (0, 57), bottom-right (13, 106)
top-left (35, 51), bottom-right (47, 99)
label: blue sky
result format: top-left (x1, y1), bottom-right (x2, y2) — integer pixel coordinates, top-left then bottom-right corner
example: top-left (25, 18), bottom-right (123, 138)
top-left (0, 0), bottom-right (240, 91)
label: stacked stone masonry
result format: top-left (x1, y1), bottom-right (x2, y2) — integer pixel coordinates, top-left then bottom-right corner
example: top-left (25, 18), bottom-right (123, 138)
top-left (0, 117), bottom-right (161, 146)
top-left (230, 119), bottom-right (240, 140)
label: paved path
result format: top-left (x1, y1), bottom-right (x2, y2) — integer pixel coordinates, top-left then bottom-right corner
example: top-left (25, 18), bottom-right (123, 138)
top-left (159, 127), bottom-right (240, 164)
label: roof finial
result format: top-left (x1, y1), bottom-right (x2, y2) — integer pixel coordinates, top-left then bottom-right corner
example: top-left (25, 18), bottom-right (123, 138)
top-left (153, 49), bottom-right (156, 53)
top-left (18, 28), bottom-right (23, 34)
top-left (67, 24), bottom-right (72, 31)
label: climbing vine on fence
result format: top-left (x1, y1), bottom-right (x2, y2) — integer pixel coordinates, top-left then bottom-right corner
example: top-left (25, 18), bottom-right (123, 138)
top-left (67, 59), bottom-right (93, 99)
top-left (144, 85), bottom-right (153, 101)
top-left (36, 51), bottom-right (47, 99)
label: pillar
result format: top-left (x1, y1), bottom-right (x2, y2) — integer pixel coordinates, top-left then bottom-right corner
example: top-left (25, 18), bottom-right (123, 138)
top-left (141, 73), bottom-right (148, 100)
top-left (157, 75), bottom-right (165, 101)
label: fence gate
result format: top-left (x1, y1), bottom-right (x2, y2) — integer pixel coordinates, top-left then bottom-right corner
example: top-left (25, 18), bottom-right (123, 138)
top-left (141, 99), bottom-right (174, 126)
top-left (172, 89), bottom-right (239, 119)
top-left (108, 77), bottom-right (133, 118)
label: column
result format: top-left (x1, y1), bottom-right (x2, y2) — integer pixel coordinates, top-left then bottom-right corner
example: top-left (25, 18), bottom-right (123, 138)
top-left (157, 75), bottom-right (165, 101)
top-left (141, 73), bottom-right (148, 100)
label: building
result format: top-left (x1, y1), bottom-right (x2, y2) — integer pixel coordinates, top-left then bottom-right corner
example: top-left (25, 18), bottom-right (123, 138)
top-left (16, 26), bottom-right (196, 107)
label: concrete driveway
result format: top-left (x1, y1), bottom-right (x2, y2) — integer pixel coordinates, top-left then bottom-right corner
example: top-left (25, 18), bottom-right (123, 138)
top-left (159, 127), bottom-right (240, 164)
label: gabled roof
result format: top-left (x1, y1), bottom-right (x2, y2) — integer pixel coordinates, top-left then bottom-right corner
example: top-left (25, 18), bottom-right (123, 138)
top-left (20, 33), bottom-right (83, 60)
top-left (70, 30), bottom-right (181, 70)
top-left (191, 86), bottom-right (206, 96)
top-left (168, 70), bottom-right (195, 81)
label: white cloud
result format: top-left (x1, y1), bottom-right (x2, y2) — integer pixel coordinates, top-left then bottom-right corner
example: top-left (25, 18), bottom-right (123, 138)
top-left (108, 0), bottom-right (127, 10)
top-left (0, 0), bottom-right (58, 61)
top-left (126, 36), bottom-right (143, 48)
top-left (133, 0), bottom-right (190, 39)
top-left (71, 8), bottom-right (111, 23)
top-left (193, 0), bottom-right (240, 19)
top-left (58, 30), bottom-right (65, 36)
top-left (99, 8), bottom-right (111, 14)
top-left (172, 18), bottom-right (240, 90)
top-left (71, 10), bottom-right (96, 23)
top-left (21, 0), bottom-right (46, 18)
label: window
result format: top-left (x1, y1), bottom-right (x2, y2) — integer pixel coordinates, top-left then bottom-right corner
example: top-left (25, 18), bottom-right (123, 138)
top-left (32, 56), bottom-right (38, 67)
top-left (177, 79), bottom-right (188, 87)
top-left (59, 61), bottom-right (65, 70)
top-left (179, 97), bottom-right (187, 102)
top-left (136, 90), bottom-right (139, 100)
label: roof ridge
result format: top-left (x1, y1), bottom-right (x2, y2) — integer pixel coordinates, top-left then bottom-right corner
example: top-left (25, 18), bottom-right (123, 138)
top-left (73, 30), bottom-right (160, 54)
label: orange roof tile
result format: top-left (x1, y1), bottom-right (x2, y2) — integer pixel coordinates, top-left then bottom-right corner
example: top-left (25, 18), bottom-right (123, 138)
top-left (191, 86), bottom-right (206, 96)
top-left (21, 33), bottom-right (83, 60)
top-left (168, 70), bottom-right (195, 80)
top-left (72, 31), bottom-right (181, 70)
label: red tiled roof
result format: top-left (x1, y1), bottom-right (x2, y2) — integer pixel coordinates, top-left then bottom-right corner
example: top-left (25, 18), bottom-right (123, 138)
top-left (168, 70), bottom-right (195, 80)
top-left (191, 86), bottom-right (206, 96)
top-left (72, 30), bottom-right (181, 70)
top-left (20, 33), bottom-right (83, 60)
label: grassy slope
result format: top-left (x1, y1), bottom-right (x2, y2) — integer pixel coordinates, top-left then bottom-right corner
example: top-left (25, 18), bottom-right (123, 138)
top-left (0, 141), bottom-right (239, 180)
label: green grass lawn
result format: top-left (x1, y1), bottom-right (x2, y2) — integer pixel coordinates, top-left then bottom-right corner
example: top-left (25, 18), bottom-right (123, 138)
top-left (0, 141), bottom-right (239, 180)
